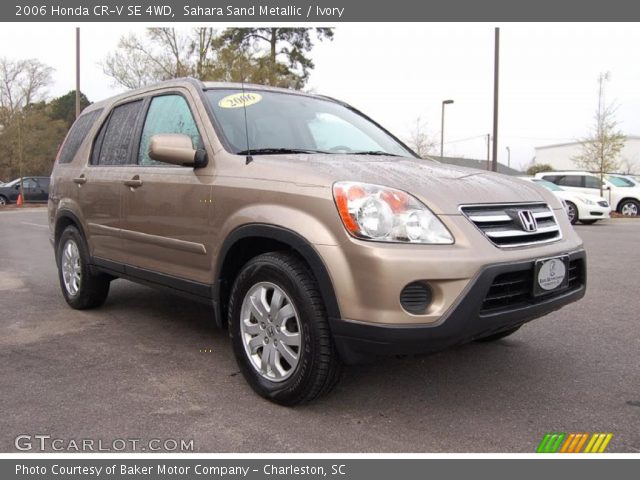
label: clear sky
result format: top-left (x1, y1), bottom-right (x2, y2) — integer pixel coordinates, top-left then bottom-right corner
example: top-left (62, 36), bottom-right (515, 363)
top-left (1, 23), bottom-right (639, 170)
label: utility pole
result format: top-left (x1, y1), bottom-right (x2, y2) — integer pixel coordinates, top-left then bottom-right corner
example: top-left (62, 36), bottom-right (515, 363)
top-left (506, 146), bottom-right (511, 168)
top-left (491, 27), bottom-right (500, 172)
top-left (75, 27), bottom-right (80, 119)
top-left (18, 112), bottom-right (24, 205)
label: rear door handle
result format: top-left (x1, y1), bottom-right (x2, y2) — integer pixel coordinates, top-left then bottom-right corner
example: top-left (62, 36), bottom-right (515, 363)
top-left (73, 176), bottom-right (86, 185)
top-left (124, 177), bottom-right (143, 188)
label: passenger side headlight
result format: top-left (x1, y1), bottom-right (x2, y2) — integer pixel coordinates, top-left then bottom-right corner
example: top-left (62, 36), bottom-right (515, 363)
top-left (332, 182), bottom-right (454, 244)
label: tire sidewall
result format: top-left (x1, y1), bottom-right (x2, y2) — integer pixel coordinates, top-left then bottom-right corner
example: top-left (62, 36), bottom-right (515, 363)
top-left (566, 201), bottom-right (578, 224)
top-left (228, 258), bottom-right (322, 404)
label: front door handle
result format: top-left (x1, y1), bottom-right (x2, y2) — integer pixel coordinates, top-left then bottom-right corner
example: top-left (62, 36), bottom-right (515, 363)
top-left (73, 175), bottom-right (86, 185)
top-left (124, 176), bottom-right (143, 188)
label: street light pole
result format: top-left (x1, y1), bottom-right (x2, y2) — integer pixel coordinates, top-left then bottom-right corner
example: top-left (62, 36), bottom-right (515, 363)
top-left (486, 134), bottom-right (491, 171)
top-left (440, 99), bottom-right (454, 159)
top-left (506, 146), bottom-right (511, 168)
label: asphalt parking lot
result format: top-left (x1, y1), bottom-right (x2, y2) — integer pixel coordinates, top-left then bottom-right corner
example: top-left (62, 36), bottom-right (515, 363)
top-left (1, 208), bottom-right (639, 453)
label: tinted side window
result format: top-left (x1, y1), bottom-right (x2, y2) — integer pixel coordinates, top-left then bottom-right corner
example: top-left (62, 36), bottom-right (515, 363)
top-left (92, 101), bottom-right (143, 166)
top-left (138, 95), bottom-right (202, 166)
top-left (584, 176), bottom-right (600, 188)
top-left (22, 178), bottom-right (37, 188)
top-left (557, 175), bottom-right (583, 187)
top-left (58, 109), bottom-right (103, 164)
top-left (541, 175), bottom-right (560, 184)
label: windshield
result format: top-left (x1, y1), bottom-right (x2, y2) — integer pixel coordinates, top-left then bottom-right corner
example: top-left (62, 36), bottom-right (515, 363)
top-left (532, 178), bottom-right (563, 191)
top-left (605, 175), bottom-right (634, 187)
top-left (2, 178), bottom-right (20, 188)
top-left (206, 89), bottom-right (414, 157)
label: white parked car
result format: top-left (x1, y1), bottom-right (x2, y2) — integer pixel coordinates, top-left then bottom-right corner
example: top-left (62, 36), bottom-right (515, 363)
top-left (606, 173), bottom-right (639, 188)
top-left (535, 171), bottom-right (640, 216)
top-left (521, 177), bottom-right (611, 225)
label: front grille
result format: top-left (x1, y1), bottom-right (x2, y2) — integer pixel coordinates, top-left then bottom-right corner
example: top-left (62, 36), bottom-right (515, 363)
top-left (480, 258), bottom-right (584, 313)
top-left (598, 201), bottom-right (609, 207)
top-left (460, 202), bottom-right (561, 248)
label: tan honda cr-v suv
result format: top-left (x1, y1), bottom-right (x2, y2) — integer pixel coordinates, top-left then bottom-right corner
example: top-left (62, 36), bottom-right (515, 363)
top-left (49, 79), bottom-right (586, 405)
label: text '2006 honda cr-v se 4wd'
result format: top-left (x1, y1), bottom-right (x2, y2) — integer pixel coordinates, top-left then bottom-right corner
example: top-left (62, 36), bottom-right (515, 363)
top-left (49, 79), bottom-right (586, 405)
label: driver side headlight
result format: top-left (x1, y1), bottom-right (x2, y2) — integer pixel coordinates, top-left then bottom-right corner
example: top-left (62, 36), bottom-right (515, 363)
top-left (332, 182), bottom-right (454, 244)
top-left (578, 196), bottom-right (595, 205)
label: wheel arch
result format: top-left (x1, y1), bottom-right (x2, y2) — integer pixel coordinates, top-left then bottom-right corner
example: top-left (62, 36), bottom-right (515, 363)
top-left (616, 197), bottom-right (640, 213)
top-left (54, 210), bottom-right (87, 249)
top-left (214, 224), bottom-right (340, 328)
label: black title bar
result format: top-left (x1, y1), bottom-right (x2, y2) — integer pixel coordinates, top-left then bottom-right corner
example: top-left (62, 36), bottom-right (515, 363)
top-left (5, 0), bottom-right (640, 22)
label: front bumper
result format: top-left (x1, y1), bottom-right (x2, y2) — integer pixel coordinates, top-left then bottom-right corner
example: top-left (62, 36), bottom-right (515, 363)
top-left (329, 249), bottom-right (586, 363)
top-left (577, 203), bottom-right (611, 220)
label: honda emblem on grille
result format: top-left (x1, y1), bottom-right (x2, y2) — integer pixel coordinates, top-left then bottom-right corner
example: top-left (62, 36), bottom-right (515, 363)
top-left (518, 210), bottom-right (538, 232)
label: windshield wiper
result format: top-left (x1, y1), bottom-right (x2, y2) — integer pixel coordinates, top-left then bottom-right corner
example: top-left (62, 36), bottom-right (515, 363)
top-left (236, 148), bottom-right (328, 155)
top-left (344, 150), bottom-right (402, 157)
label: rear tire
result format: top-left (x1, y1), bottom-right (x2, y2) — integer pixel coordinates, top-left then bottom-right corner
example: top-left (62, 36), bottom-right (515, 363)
top-left (228, 252), bottom-right (342, 406)
top-left (56, 225), bottom-right (111, 309)
top-left (475, 326), bottom-right (521, 342)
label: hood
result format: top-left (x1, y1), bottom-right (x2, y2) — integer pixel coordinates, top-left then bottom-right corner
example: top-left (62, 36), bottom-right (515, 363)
top-left (246, 155), bottom-right (556, 215)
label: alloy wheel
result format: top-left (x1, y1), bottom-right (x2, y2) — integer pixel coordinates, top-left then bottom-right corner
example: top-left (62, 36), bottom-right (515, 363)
top-left (621, 202), bottom-right (639, 216)
top-left (239, 282), bottom-right (302, 382)
top-left (61, 239), bottom-right (82, 296)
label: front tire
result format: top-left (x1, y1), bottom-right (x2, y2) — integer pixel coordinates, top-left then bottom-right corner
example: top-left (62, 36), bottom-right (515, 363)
top-left (228, 252), bottom-right (342, 405)
top-left (619, 199), bottom-right (639, 216)
top-left (565, 201), bottom-right (578, 225)
top-left (0, 195), bottom-right (7, 206)
top-left (56, 225), bottom-right (111, 309)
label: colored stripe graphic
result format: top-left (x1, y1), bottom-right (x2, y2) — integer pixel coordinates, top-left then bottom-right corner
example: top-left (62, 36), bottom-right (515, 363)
top-left (584, 433), bottom-right (613, 453)
top-left (537, 433), bottom-right (613, 453)
top-left (536, 433), bottom-right (566, 453)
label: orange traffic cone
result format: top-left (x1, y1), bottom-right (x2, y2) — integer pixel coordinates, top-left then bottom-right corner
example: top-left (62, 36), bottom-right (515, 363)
top-left (16, 193), bottom-right (23, 207)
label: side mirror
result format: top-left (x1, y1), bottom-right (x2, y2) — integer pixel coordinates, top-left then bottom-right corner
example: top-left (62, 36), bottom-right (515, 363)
top-left (148, 134), bottom-right (208, 168)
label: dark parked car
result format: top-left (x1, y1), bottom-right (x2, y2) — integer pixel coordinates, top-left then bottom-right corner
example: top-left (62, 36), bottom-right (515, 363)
top-left (0, 177), bottom-right (50, 206)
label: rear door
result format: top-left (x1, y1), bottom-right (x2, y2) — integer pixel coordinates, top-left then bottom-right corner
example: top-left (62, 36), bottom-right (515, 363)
top-left (120, 91), bottom-right (214, 285)
top-left (554, 174), bottom-right (584, 195)
top-left (78, 99), bottom-right (145, 265)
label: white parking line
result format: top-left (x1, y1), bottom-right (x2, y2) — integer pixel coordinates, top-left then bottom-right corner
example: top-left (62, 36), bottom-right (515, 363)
top-left (20, 222), bottom-right (48, 229)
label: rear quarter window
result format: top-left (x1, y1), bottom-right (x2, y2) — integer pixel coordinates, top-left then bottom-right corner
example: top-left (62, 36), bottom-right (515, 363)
top-left (57, 109), bottom-right (103, 164)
